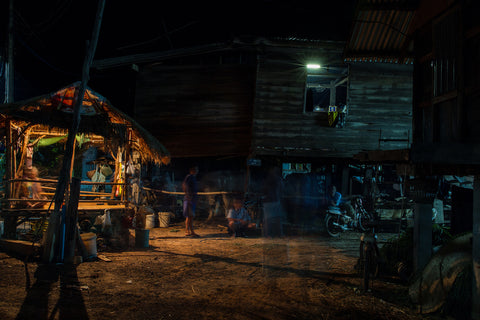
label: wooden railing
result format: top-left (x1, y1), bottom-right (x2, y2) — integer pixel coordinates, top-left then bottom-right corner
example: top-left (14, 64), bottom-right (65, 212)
top-left (1, 178), bottom-right (129, 209)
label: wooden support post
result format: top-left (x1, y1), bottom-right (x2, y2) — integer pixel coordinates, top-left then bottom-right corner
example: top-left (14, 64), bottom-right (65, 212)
top-left (16, 128), bottom-right (30, 175)
top-left (5, 120), bottom-right (12, 202)
top-left (6, 0), bottom-right (14, 103)
top-left (64, 178), bottom-right (81, 263)
top-left (413, 202), bottom-right (432, 274)
top-left (3, 120), bottom-right (16, 239)
top-left (111, 147), bottom-right (121, 200)
top-left (42, 0), bottom-right (105, 263)
top-left (12, 128), bottom-right (31, 200)
top-left (330, 80), bottom-right (336, 106)
top-left (125, 131), bottom-right (132, 204)
top-left (472, 176), bottom-right (480, 320)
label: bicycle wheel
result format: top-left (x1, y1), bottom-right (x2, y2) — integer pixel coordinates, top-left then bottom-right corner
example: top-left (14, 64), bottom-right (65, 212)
top-left (363, 243), bottom-right (372, 291)
top-left (254, 206), bottom-right (263, 229)
top-left (363, 254), bottom-right (370, 291)
top-left (325, 215), bottom-right (342, 237)
top-left (362, 242), bottom-right (379, 292)
top-left (369, 246), bottom-right (379, 278)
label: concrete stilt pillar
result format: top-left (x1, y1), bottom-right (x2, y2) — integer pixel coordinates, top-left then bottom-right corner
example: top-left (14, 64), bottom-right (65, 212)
top-left (413, 202), bottom-right (432, 274)
top-left (472, 176), bottom-right (480, 320)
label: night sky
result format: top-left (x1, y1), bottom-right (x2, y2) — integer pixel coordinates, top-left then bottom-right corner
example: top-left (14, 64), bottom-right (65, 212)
top-left (1, 0), bottom-right (357, 100)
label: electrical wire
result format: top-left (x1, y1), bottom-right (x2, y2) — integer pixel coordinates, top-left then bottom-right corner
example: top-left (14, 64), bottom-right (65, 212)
top-left (117, 21), bottom-right (198, 51)
top-left (15, 35), bottom-right (79, 77)
top-left (32, 0), bottom-right (74, 34)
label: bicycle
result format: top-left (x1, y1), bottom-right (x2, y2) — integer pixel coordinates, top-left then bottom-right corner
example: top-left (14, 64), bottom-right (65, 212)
top-left (357, 222), bottom-right (381, 292)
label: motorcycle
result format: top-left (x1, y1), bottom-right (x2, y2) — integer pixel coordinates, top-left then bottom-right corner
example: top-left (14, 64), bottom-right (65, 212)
top-left (324, 196), bottom-right (374, 237)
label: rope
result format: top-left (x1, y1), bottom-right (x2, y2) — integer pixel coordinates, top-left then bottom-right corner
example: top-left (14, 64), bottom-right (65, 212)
top-left (141, 186), bottom-right (229, 196)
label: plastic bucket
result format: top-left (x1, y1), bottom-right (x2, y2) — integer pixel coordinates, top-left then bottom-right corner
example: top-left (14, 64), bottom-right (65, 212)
top-left (135, 228), bottom-right (150, 248)
top-left (80, 232), bottom-right (97, 258)
top-left (145, 214), bottom-right (156, 229)
top-left (158, 212), bottom-right (171, 228)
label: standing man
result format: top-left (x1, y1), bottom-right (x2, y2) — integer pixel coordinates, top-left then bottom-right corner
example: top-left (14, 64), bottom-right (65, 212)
top-left (183, 165), bottom-right (199, 237)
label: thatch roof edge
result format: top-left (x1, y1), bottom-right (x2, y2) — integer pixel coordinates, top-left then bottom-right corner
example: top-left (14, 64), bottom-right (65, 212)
top-left (0, 82), bottom-right (170, 165)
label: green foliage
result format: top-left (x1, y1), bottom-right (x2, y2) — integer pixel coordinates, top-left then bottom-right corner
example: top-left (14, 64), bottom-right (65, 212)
top-left (35, 144), bottom-right (64, 175)
top-left (432, 223), bottom-right (453, 246)
top-left (380, 228), bottom-right (414, 277)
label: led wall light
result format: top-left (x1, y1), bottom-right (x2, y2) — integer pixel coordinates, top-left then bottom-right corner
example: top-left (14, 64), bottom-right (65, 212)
top-left (306, 64), bottom-right (321, 69)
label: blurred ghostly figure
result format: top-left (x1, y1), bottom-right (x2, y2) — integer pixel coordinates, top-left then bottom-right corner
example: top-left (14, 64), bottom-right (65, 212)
top-left (183, 165), bottom-right (199, 237)
top-left (262, 166), bottom-right (285, 237)
top-left (20, 166), bottom-right (45, 208)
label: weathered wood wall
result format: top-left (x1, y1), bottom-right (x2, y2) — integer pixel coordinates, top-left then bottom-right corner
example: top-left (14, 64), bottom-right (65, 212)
top-left (251, 42), bottom-right (346, 158)
top-left (410, 1), bottom-right (480, 166)
top-left (134, 63), bottom-right (255, 158)
top-left (252, 43), bottom-right (413, 159)
top-left (348, 63), bottom-right (413, 151)
top-left (132, 40), bottom-right (413, 161)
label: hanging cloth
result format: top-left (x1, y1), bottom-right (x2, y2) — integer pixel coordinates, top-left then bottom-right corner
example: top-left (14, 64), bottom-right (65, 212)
top-left (91, 166), bottom-right (106, 192)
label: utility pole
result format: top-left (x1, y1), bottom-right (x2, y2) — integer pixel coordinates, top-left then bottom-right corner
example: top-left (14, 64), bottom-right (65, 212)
top-left (6, 0), bottom-right (14, 103)
top-left (42, 0), bottom-right (106, 263)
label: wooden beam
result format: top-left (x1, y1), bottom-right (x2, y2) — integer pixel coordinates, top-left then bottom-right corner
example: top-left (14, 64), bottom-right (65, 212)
top-left (0, 239), bottom-right (41, 257)
top-left (334, 77), bottom-right (348, 87)
top-left (357, 2), bottom-right (418, 12)
top-left (353, 149), bottom-right (410, 162)
top-left (411, 143), bottom-right (480, 166)
top-left (431, 90), bottom-right (458, 105)
top-left (92, 42), bottom-right (231, 70)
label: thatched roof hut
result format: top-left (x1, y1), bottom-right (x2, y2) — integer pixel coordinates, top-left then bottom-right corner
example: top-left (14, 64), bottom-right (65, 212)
top-left (0, 82), bottom-right (170, 165)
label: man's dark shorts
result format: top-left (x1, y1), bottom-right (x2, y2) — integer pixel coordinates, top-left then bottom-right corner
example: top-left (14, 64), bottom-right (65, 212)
top-left (183, 200), bottom-right (196, 218)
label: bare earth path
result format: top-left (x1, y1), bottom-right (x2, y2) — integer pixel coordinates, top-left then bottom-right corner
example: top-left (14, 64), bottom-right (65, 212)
top-left (0, 218), bottom-right (439, 320)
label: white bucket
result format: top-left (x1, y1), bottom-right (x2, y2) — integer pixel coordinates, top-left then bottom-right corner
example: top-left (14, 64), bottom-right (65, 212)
top-left (145, 214), bottom-right (156, 229)
top-left (80, 232), bottom-right (97, 258)
top-left (158, 212), bottom-right (171, 228)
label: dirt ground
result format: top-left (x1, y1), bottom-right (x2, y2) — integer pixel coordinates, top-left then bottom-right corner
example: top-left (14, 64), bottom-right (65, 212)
top-left (0, 217), bottom-right (443, 320)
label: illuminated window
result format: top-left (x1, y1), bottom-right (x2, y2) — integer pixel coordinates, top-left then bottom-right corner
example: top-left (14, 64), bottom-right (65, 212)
top-left (304, 75), bottom-right (331, 113)
top-left (304, 64), bottom-right (348, 127)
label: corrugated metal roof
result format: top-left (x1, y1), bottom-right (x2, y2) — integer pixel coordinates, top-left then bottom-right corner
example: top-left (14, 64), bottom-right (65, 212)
top-left (344, 0), bottom-right (418, 64)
